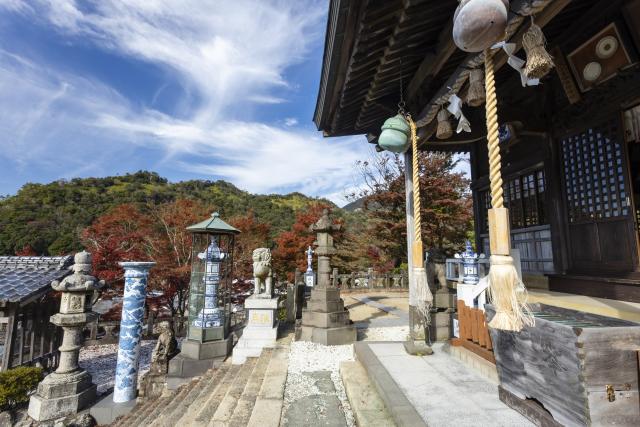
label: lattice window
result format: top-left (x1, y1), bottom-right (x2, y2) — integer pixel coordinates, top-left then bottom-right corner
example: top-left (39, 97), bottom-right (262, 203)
top-left (562, 120), bottom-right (629, 223)
top-left (479, 168), bottom-right (547, 233)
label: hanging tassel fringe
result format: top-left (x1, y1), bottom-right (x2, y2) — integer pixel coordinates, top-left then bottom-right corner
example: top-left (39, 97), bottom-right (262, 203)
top-left (486, 255), bottom-right (534, 331)
top-left (523, 22), bottom-right (554, 80)
top-left (412, 267), bottom-right (433, 321)
top-left (436, 109), bottom-right (453, 139)
top-left (467, 68), bottom-right (486, 107)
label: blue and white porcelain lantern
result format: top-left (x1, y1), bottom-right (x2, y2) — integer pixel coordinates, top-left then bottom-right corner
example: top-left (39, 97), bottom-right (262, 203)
top-left (186, 213), bottom-right (240, 343)
top-left (455, 241), bottom-right (481, 285)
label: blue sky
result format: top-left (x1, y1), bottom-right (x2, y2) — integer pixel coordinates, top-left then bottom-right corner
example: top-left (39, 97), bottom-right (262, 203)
top-left (0, 1), bottom-right (373, 204)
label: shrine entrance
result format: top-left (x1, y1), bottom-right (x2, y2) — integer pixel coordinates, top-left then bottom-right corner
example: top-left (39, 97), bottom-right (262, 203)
top-left (560, 114), bottom-right (639, 273)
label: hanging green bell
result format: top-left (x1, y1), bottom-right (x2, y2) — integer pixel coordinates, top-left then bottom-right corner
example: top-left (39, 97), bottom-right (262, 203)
top-left (378, 114), bottom-right (410, 153)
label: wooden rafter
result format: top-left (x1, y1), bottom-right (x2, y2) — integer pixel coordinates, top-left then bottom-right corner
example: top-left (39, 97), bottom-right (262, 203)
top-left (404, 19), bottom-right (456, 103)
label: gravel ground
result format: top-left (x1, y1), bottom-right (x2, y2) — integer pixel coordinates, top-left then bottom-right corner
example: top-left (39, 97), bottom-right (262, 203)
top-left (359, 325), bottom-right (409, 341)
top-left (283, 341), bottom-right (356, 427)
top-left (79, 341), bottom-right (155, 395)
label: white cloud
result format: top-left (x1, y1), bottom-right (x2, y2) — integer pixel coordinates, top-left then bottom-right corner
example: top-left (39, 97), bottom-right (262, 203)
top-left (0, 1), bottom-right (370, 203)
top-left (284, 117), bottom-right (298, 127)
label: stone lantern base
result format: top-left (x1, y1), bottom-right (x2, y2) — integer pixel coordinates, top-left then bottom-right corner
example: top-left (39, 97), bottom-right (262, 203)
top-left (167, 335), bottom-right (232, 386)
top-left (28, 370), bottom-right (96, 422)
top-left (298, 287), bottom-right (356, 346)
top-left (232, 296), bottom-right (279, 364)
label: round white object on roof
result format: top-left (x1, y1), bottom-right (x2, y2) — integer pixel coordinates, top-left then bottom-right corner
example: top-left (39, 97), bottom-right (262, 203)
top-left (583, 62), bottom-right (602, 82)
top-left (596, 36), bottom-right (619, 59)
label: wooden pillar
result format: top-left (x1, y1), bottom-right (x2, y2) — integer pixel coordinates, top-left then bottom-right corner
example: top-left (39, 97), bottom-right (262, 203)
top-left (2, 305), bottom-right (17, 370)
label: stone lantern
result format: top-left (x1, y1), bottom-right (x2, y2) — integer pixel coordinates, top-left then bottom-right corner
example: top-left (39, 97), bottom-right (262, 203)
top-left (169, 212), bottom-right (239, 378)
top-left (28, 251), bottom-right (104, 422)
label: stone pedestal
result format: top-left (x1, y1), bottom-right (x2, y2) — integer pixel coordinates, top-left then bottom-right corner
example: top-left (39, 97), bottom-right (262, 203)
top-left (167, 336), bottom-right (231, 382)
top-left (29, 370), bottom-right (97, 422)
top-left (298, 210), bottom-right (356, 346)
top-left (232, 296), bottom-right (279, 364)
top-left (299, 287), bottom-right (356, 345)
top-left (28, 251), bottom-right (103, 422)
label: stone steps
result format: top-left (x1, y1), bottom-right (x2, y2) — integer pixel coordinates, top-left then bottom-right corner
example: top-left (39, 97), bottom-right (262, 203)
top-left (147, 376), bottom-right (201, 426)
top-left (109, 331), bottom-right (292, 427)
top-left (228, 348), bottom-right (274, 426)
top-left (209, 357), bottom-right (259, 425)
top-left (189, 363), bottom-right (242, 427)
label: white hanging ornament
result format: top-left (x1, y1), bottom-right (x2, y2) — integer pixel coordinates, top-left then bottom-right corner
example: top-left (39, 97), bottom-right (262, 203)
top-left (493, 41), bottom-right (540, 87)
top-left (447, 94), bottom-right (472, 134)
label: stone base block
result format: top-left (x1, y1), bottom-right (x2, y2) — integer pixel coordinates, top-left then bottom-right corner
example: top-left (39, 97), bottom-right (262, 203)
top-left (298, 324), bottom-right (356, 346)
top-left (232, 323), bottom-right (278, 365)
top-left (180, 336), bottom-right (232, 360)
top-left (167, 353), bottom-right (225, 384)
top-left (435, 289), bottom-right (456, 309)
top-left (309, 287), bottom-right (341, 302)
top-left (89, 392), bottom-right (136, 426)
top-left (245, 296), bottom-right (279, 310)
top-left (301, 309), bottom-right (351, 328)
top-left (429, 311), bottom-right (452, 341)
top-left (138, 372), bottom-right (167, 400)
top-left (306, 299), bottom-right (344, 313)
top-left (28, 382), bottom-right (96, 422)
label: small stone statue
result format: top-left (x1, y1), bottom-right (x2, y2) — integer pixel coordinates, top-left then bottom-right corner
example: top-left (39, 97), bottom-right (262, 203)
top-left (252, 248), bottom-right (273, 297)
top-left (150, 321), bottom-right (178, 370)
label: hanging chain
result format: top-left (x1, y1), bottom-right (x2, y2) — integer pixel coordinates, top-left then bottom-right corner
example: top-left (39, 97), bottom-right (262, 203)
top-left (398, 58), bottom-right (406, 115)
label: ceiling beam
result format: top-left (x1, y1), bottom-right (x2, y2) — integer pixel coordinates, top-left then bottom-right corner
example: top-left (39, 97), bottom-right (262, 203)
top-left (415, 0), bottom-right (571, 127)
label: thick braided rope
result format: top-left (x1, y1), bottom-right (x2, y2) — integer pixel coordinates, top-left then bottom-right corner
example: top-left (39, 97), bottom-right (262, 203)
top-left (409, 116), bottom-right (422, 244)
top-left (484, 49), bottom-right (504, 209)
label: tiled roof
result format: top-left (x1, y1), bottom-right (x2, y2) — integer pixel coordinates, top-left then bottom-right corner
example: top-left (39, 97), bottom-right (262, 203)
top-left (0, 256), bottom-right (74, 303)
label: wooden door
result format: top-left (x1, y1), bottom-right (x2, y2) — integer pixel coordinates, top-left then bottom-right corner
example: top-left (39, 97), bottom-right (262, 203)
top-left (560, 117), bottom-right (638, 273)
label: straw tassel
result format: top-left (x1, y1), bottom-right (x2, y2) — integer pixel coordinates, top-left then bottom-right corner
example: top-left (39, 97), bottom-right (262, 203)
top-left (407, 114), bottom-right (434, 323)
top-left (522, 22), bottom-right (554, 80)
top-left (436, 109), bottom-right (453, 139)
top-left (467, 68), bottom-right (486, 107)
top-left (484, 49), bottom-right (534, 332)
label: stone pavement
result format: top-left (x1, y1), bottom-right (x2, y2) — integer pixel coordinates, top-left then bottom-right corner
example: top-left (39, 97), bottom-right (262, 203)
top-left (344, 293), bottom-right (409, 328)
top-left (367, 342), bottom-right (534, 427)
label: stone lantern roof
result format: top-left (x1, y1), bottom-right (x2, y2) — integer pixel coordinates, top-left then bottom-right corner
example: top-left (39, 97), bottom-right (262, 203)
top-left (186, 212), bottom-right (241, 234)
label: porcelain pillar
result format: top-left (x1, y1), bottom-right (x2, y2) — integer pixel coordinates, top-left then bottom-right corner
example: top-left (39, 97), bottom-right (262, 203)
top-left (113, 261), bottom-right (155, 403)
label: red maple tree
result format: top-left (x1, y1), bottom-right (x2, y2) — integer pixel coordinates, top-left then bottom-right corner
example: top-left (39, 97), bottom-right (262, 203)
top-left (228, 210), bottom-right (271, 280)
top-left (272, 202), bottom-right (336, 280)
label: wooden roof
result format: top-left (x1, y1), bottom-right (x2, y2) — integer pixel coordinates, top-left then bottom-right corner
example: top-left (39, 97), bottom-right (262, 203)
top-left (313, 0), bottom-right (602, 149)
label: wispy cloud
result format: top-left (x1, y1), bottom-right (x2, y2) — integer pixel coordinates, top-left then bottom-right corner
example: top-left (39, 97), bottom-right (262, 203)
top-left (0, 0), bottom-right (369, 204)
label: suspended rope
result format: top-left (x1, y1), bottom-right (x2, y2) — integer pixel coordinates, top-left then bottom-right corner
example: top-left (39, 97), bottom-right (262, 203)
top-left (483, 49), bottom-right (534, 332)
top-left (407, 114), bottom-right (433, 323)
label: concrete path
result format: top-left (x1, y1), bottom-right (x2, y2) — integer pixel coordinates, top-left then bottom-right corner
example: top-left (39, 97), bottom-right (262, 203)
top-left (346, 294), bottom-right (409, 328)
top-left (368, 342), bottom-right (534, 427)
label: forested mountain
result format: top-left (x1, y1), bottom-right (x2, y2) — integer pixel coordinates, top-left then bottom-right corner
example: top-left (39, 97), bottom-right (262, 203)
top-left (0, 171), bottom-right (333, 256)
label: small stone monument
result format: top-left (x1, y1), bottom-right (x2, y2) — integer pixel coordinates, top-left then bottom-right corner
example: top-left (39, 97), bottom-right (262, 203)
top-left (298, 210), bottom-right (356, 345)
top-left (139, 321), bottom-right (178, 399)
top-left (232, 248), bottom-right (279, 364)
top-left (28, 251), bottom-right (104, 422)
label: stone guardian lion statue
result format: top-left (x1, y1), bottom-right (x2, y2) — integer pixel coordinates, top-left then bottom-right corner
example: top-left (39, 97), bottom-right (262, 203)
top-left (252, 248), bottom-right (273, 297)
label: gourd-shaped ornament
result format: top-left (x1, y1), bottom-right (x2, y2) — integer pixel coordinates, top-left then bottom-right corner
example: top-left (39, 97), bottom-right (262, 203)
top-left (378, 114), bottom-right (410, 153)
top-left (453, 0), bottom-right (509, 53)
